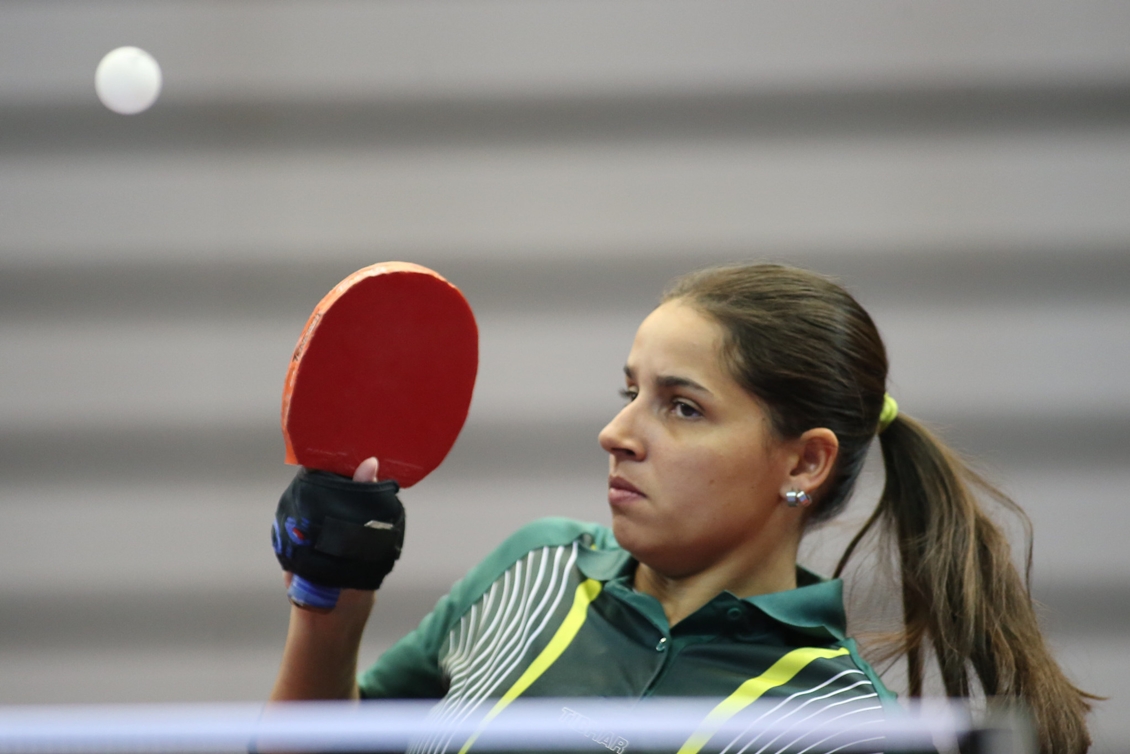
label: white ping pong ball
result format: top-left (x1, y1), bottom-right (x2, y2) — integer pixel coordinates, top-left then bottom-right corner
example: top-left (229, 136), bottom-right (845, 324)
top-left (95, 46), bottom-right (162, 115)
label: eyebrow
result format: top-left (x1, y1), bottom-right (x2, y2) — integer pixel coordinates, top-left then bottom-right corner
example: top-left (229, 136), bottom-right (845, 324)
top-left (623, 366), bottom-right (713, 395)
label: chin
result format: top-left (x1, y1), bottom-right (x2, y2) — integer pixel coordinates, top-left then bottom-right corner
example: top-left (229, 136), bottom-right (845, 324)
top-left (610, 517), bottom-right (666, 567)
top-left (609, 515), bottom-right (646, 555)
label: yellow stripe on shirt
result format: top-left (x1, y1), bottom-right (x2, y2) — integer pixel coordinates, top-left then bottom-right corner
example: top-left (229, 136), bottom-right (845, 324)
top-left (458, 578), bottom-right (603, 754)
top-left (676, 646), bottom-right (851, 754)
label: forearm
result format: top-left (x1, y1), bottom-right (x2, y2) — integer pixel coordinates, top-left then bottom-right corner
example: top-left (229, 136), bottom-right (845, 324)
top-left (270, 590), bottom-right (376, 701)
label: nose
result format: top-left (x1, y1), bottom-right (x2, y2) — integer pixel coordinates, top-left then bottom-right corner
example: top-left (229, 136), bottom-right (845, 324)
top-left (599, 401), bottom-right (644, 461)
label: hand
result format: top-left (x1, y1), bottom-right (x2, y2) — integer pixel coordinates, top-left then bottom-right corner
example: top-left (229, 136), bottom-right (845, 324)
top-left (280, 456), bottom-right (384, 609)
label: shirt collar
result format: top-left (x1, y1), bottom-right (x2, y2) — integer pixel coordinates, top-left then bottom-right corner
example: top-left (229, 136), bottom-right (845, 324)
top-left (577, 544), bottom-right (847, 641)
top-left (576, 541), bottom-right (633, 581)
top-left (743, 567), bottom-right (847, 641)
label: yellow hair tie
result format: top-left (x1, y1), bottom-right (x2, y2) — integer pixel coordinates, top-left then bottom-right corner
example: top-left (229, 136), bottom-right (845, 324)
top-left (878, 393), bottom-right (899, 433)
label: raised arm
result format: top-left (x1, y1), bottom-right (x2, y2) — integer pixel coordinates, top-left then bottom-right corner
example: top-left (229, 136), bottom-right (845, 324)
top-left (270, 457), bottom-right (384, 701)
top-left (270, 580), bottom-right (375, 700)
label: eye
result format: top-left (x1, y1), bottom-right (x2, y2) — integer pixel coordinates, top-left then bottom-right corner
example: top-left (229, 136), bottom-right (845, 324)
top-left (672, 399), bottom-right (702, 419)
top-left (619, 388), bottom-right (638, 403)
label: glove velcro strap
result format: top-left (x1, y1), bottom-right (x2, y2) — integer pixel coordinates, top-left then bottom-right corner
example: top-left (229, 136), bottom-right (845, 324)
top-left (273, 469), bottom-right (406, 591)
top-left (316, 516), bottom-right (403, 561)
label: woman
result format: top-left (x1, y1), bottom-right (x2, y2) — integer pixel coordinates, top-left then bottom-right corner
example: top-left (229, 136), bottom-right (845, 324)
top-left (271, 263), bottom-right (1093, 754)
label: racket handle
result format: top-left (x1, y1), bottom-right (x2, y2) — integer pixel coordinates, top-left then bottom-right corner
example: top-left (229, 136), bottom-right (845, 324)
top-left (287, 576), bottom-right (340, 612)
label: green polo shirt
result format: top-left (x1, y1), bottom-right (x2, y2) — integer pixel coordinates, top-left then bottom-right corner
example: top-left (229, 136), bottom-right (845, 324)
top-left (360, 518), bottom-right (898, 754)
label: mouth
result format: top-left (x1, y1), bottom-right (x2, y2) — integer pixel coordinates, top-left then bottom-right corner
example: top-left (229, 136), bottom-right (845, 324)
top-left (608, 475), bottom-right (645, 506)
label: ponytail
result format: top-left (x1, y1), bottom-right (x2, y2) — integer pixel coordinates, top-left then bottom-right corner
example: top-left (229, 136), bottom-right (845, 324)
top-left (835, 413), bottom-right (1096, 754)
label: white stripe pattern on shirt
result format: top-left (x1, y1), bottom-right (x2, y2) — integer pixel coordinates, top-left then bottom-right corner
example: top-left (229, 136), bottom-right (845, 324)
top-left (408, 543), bottom-right (580, 754)
top-left (720, 668), bottom-right (886, 754)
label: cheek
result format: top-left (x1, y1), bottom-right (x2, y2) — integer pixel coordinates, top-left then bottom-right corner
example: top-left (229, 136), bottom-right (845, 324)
top-left (658, 441), bottom-right (749, 497)
top-left (677, 438), bottom-right (775, 502)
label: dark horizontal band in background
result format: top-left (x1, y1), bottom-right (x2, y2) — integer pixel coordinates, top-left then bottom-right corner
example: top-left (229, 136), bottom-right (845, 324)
top-left (2, 245), bottom-right (1128, 323)
top-left (0, 412), bottom-right (1122, 485)
top-left (0, 585), bottom-right (444, 651)
top-left (3, 82), bottom-right (1130, 156)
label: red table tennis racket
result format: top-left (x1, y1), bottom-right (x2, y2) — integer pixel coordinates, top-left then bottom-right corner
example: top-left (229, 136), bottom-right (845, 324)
top-left (280, 261), bottom-right (478, 608)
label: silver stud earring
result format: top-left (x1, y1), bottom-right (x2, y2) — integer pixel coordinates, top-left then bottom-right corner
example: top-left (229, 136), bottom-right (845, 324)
top-left (784, 489), bottom-right (811, 508)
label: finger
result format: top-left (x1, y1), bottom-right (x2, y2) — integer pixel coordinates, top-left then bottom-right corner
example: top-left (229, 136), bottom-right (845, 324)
top-left (352, 456), bottom-right (380, 482)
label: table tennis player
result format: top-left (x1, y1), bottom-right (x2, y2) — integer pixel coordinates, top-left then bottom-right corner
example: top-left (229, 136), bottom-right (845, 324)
top-left (269, 262), bottom-right (1093, 754)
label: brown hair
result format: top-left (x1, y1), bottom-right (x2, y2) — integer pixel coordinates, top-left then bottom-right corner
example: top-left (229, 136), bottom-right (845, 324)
top-left (664, 262), bottom-right (1094, 754)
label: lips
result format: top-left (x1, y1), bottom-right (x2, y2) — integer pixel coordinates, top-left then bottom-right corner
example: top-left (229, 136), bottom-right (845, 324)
top-left (608, 476), bottom-right (644, 506)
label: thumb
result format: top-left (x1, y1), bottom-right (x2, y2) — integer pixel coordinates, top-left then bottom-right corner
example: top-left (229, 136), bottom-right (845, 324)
top-left (353, 456), bottom-right (380, 482)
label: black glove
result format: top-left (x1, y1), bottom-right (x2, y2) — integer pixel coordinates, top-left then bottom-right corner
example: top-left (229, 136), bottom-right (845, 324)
top-left (272, 468), bottom-right (405, 591)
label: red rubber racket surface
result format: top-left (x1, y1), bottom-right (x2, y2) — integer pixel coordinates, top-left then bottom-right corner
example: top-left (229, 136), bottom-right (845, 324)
top-left (281, 262), bottom-right (478, 486)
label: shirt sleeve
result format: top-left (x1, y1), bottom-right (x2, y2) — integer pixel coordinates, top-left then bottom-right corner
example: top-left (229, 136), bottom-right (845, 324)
top-left (357, 517), bottom-right (609, 698)
top-left (356, 587), bottom-right (461, 699)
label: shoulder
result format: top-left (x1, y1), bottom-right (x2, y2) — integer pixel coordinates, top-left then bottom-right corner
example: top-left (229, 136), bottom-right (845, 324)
top-left (448, 518), bottom-right (615, 606)
top-left (838, 638), bottom-right (898, 703)
top-left (493, 517), bottom-right (616, 558)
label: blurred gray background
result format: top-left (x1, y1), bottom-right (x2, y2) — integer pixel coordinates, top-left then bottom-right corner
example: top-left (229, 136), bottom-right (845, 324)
top-left (1, 0), bottom-right (1128, 751)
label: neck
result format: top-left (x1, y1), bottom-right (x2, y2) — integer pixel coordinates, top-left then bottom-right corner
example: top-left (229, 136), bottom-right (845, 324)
top-left (633, 547), bottom-right (799, 627)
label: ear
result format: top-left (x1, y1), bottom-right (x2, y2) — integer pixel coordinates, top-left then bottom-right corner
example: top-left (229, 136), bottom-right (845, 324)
top-left (779, 428), bottom-right (839, 501)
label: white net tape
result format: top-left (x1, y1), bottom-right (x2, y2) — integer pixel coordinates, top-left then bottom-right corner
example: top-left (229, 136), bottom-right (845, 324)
top-left (0, 698), bottom-right (1026, 754)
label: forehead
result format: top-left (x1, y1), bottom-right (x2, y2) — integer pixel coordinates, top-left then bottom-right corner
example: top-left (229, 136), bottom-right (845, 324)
top-left (627, 301), bottom-right (727, 379)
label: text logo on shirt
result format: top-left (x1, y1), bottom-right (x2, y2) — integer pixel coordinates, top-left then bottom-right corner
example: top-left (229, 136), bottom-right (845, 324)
top-left (560, 707), bottom-right (629, 754)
